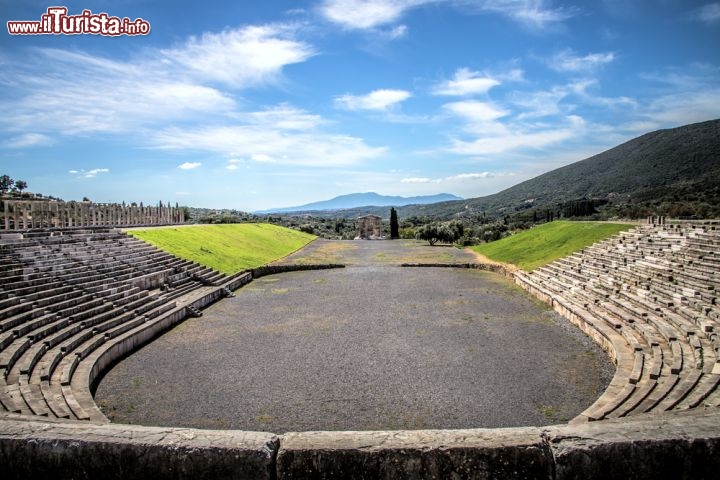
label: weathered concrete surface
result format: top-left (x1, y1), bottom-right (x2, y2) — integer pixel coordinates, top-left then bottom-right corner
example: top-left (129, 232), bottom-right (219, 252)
top-left (1, 409), bottom-right (719, 479)
top-left (547, 408), bottom-right (720, 480)
top-left (275, 408), bottom-right (720, 480)
top-left (277, 427), bottom-right (553, 480)
top-left (0, 417), bottom-right (278, 480)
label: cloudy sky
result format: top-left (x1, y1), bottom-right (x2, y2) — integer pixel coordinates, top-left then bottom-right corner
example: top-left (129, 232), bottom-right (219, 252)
top-left (1, 1), bottom-right (719, 211)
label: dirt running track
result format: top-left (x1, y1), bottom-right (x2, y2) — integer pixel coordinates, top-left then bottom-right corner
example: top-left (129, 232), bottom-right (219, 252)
top-left (95, 239), bottom-right (612, 432)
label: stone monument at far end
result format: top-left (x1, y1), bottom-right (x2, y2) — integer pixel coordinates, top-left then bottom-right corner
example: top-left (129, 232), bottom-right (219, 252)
top-left (356, 214), bottom-right (383, 239)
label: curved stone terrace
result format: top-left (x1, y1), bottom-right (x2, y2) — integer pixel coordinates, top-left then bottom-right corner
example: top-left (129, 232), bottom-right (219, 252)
top-left (1, 223), bottom-right (719, 479)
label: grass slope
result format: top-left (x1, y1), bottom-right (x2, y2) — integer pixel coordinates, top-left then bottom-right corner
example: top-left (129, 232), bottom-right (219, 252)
top-left (127, 224), bottom-right (316, 275)
top-left (471, 221), bottom-right (631, 271)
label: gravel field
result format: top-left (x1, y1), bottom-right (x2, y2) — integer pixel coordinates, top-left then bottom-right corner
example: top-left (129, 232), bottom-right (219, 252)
top-left (94, 239), bottom-right (613, 432)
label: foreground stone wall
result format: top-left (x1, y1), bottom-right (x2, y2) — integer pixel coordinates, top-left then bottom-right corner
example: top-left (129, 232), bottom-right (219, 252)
top-left (2, 408), bottom-right (719, 479)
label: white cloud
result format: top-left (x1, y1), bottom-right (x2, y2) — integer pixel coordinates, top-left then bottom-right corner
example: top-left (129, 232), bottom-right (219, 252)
top-left (475, 0), bottom-right (576, 28)
top-left (549, 50), bottom-right (615, 72)
top-left (335, 89), bottom-right (412, 111)
top-left (1, 49), bottom-right (235, 136)
top-left (387, 24), bottom-right (409, 38)
top-left (432, 68), bottom-right (500, 96)
top-left (319, 0), bottom-right (431, 29)
top-left (226, 158), bottom-right (243, 170)
top-left (443, 100), bottom-right (509, 123)
top-left (401, 177), bottom-right (438, 183)
top-left (511, 88), bottom-right (567, 118)
top-left (642, 88), bottom-right (720, 126)
top-left (400, 171), bottom-right (514, 183)
top-left (319, 0), bottom-right (573, 32)
top-left (447, 115), bottom-right (585, 155)
top-left (691, 3), bottom-right (720, 24)
top-left (251, 153), bottom-right (275, 163)
top-left (246, 104), bottom-right (323, 130)
top-left (152, 124), bottom-right (386, 168)
top-left (0, 24), bottom-right (313, 137)
top-left (160, 24), bottom-right (314, 88)
top-left (509, 79), bottom-right (635, 120)
top-left (178, 162), bottom-right (202, 170)
top-left (4, 133), bottom-right (51, 148)
top-left (450, 172), bottom-right (496, 180)
top-left (0, 24), bottom-right (390, 171)
top-left (69, 168), bottom-right (109, 179)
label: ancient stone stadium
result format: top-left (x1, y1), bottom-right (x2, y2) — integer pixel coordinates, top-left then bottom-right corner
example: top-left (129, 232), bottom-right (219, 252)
top-left (0, 204), bottom-right (719, 479)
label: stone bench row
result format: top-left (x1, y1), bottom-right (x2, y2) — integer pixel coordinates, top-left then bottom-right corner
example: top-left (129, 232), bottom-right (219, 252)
top-left (516, 223), bottom-right (720, 423)
top-left (0, 289), bottom-right (179, 418)
top-left (0, 229), bottom-right (231, 419)
top-left (517, 271), bottom-right (718, 423)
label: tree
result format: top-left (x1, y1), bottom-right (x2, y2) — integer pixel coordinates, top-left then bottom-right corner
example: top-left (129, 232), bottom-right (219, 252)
top-left (415, 220), bottom-right (463, 245)
top-left (415, 223), bottom-right (440, 245)
top-left (0, 175), bottom-right (13, 194)
top-left (390, 207), bottom-right (399, 239)
top-left (13, 180), bottom-right (27, 193)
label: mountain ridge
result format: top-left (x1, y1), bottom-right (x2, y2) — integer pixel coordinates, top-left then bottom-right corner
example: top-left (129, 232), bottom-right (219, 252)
top-left (256, 192), bottom-right (463, 214)
top-left (279, 119), bottom-right (719, 220)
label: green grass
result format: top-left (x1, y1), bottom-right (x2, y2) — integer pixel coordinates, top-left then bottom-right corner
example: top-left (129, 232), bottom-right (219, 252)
top-left (471, 221), bottom-right (631, 271)
top-left (126, 224), bottom-right (315, 275)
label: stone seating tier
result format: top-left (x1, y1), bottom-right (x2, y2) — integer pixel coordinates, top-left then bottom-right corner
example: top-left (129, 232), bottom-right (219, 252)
top-left (0, 229), bottom-right (226, 420)
top-left (515, 222), bottom-right (720, 421)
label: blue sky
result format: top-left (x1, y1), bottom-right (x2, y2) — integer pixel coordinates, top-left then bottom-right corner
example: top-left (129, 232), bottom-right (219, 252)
top-left (1, 0), bottom-right (719, 211)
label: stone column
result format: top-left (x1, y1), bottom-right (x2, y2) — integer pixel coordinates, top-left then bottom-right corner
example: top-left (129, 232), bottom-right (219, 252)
top-left (22, 203), bottom-right (29, 230)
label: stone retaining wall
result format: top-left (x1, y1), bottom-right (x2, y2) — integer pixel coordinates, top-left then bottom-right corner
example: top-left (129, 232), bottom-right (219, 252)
top-left (251, 263), bottom-right (345, 279)
top-left (2, 408), bottom-right (718, 479)
top-left (401, 262), bottom-right (515, 279)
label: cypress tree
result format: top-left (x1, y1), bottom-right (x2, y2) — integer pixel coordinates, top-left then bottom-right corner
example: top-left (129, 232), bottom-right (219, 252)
top-left (390, 207), bottom-right (399, 239)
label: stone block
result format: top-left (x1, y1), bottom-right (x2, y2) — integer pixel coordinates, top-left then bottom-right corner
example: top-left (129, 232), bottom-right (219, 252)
top-left (0, 419), bottom-right (278, 480)
top-left (277, 428), bottom-right (553, 480)
top-left (547, 409), bottom-right (720, 480)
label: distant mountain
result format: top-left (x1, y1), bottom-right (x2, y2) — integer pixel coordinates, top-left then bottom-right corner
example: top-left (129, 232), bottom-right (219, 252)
top-left (256, 192), bottom-right (463, 214)
top-left (294, 119), bottom-right (720, 220)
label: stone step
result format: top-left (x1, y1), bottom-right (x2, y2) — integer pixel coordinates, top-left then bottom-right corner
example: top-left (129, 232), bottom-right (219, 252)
top-left (633, 374), bottom-right (680, 413)
top-left (609, 377), bottom-right (657, 418)
top-left (61, 383), bottom-right (90, 420)
top-left (0, 300), bottom-right (34, 322)
top-left (656, 369), bottom-right (704, 411)
top-left (2, 382), bottom-right (31, 415)
top-left (39, 379), bottom-right (72, 419)
top-left (0, 377), bottom-right (22, 413)
top-left (18, 377), bottom-right (50, 417)
top-left (0, 307), bottom-right (49, 334)
top-left (676, 373), bottom-right (720, 409)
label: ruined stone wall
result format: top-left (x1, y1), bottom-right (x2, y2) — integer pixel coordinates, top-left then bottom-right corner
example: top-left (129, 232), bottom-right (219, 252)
top-left (357, 215), bottom-right (382, 239)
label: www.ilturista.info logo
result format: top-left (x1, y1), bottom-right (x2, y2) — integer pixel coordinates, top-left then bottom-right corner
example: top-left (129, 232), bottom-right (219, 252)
top-left (7, 6), bottom-right (150, 36)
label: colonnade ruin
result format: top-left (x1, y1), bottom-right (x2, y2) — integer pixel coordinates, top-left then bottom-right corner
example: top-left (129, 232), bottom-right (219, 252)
top-left (2, 199), bottom-right (184, 231)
